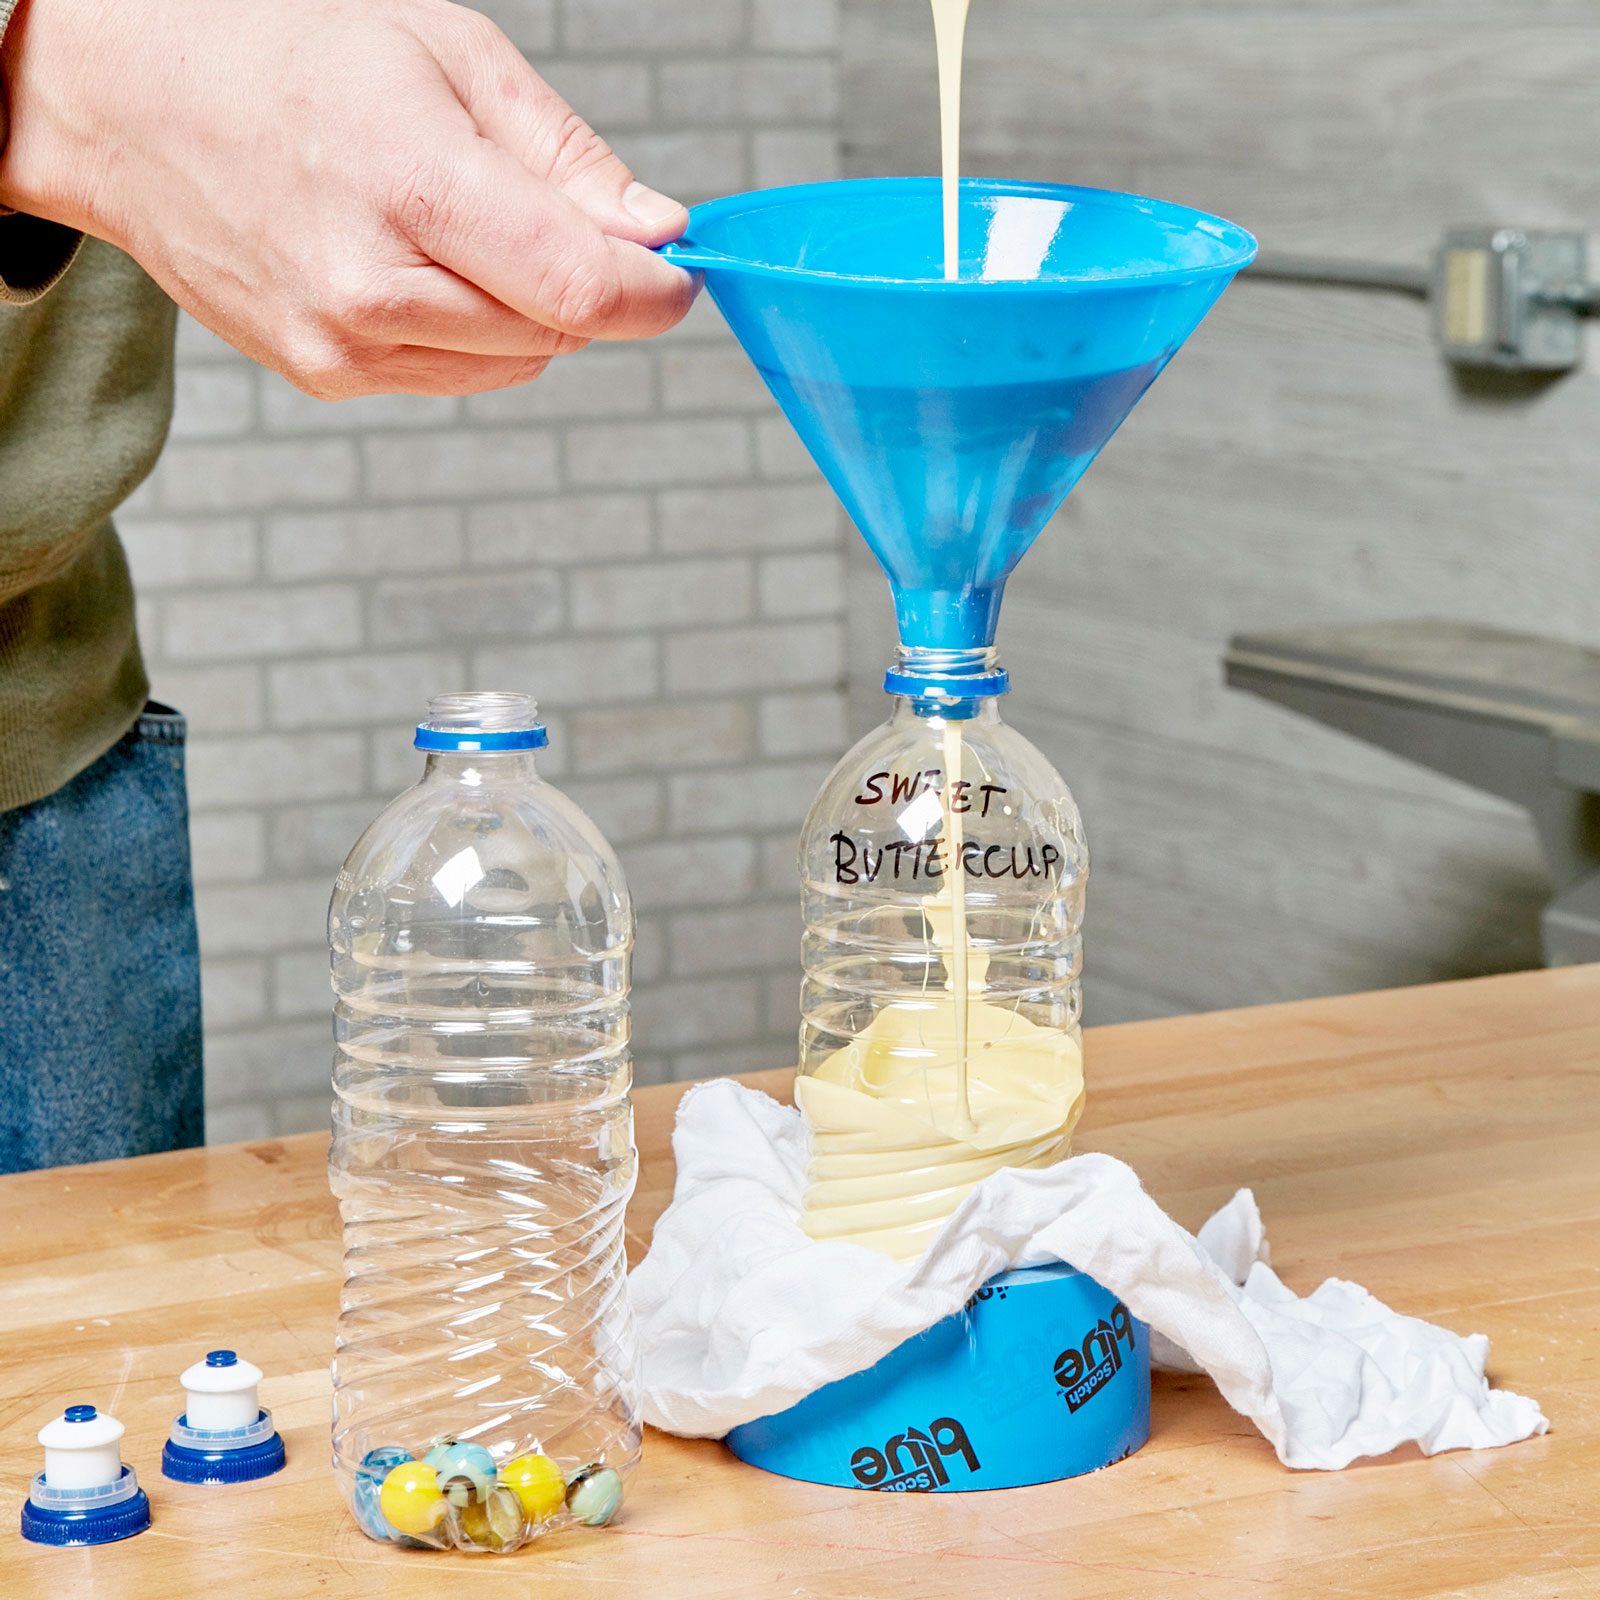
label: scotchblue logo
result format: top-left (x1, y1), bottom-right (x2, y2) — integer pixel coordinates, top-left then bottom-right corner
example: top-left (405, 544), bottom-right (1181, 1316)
top-left (1053, 1301), bottom-right (1136, 1413)
top-left (849, 1417), bottom-right (980, 1492)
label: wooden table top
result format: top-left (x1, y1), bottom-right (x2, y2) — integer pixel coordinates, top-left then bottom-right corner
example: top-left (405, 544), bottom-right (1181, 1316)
top-left (3, 967), bottom-right (1597, 1599)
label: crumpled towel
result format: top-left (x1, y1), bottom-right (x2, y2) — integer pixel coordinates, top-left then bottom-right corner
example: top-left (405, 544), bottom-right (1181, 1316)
top-left (630, 1079), bottom-right (1548, 1471)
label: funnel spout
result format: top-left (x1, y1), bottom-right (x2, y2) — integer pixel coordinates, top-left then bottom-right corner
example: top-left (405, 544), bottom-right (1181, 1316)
top-left (894, 584), bottom-right (1005, 654)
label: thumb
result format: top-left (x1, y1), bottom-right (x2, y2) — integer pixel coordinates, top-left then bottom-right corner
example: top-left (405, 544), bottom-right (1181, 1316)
top-left (430, 15), bottom-right (687, 245)
top-left (542, 107), bottom-right (688, 247)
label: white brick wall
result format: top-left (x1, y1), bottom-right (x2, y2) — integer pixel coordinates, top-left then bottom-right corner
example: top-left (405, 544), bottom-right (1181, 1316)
top-left (122, 2), bottom-right (845, 1139)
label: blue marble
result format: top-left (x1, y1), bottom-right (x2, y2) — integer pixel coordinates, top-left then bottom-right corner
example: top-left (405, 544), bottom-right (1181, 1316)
top-left (428, 1440), bottom-right (497, 1508)
top-left (353, 1446), bottom-right (413, 1542)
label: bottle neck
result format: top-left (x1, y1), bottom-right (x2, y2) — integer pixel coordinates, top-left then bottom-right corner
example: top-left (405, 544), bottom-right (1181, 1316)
top-left (884, 644), bottom-right (1009, 718)
top-left (413, 691), bottom-right (548, 777)
top-left (888, 694), bottom-right (1001, 728)
top-left (420, 749), bottom-right (542, 786)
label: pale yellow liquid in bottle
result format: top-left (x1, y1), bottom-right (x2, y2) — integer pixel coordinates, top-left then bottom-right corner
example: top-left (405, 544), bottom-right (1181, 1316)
top-left (929, 0), bottom-right (971, 279)
top-left (796, 927), bottom-right (1084, 1261)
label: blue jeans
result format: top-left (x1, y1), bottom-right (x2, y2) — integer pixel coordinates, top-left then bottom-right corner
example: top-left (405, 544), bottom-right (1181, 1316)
top-left (0, 702), bottom-right (203, 1172)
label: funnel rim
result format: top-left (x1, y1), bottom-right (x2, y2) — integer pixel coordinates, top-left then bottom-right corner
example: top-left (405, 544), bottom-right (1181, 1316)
top-left (659, 176), bottom-right (1257, 289)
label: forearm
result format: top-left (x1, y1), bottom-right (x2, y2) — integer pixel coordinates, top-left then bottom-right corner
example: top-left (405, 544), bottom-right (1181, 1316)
top-left (0, 0), bottom-right (84, 304)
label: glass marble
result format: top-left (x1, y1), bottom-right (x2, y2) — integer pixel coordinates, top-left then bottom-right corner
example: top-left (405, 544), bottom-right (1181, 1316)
top-left (566, 1465), bottom-right (624, 1527)
top-left (460, 1486), bottom-right (525, 1552)
top-left (427, 1440), bottom-right (496, 1508)
top-left (352, 1445), bottom-right (412, 1541)
top-left (501, 1453), bottom-right (566, 1522)
top-left (378, 1461), bottom-right (447, 1538)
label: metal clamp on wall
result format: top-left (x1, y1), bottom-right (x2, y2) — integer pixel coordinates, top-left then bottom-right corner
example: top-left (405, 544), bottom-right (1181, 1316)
top-left (1246, 228), bottom-right (1598, 373)
top-left (1436, 229), bottom-right (1592, 371)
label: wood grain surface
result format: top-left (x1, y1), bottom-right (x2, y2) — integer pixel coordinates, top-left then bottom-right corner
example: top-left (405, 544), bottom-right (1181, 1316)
top-left (2, 967), bottom-right (1596, 1598)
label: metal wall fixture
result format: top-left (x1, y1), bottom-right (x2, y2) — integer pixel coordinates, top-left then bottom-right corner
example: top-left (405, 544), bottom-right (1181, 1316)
top-left (1246, 228), bottom-right (1598, 372)
top-left (1224, 619), bottom-right (1600, 967)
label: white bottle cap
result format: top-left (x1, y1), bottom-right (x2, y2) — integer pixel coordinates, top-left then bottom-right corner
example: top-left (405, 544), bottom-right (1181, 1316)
top-left (38, 1405), bottom-right (125, 1491)
top-left (179, 1350), bottom-right (263, 1433)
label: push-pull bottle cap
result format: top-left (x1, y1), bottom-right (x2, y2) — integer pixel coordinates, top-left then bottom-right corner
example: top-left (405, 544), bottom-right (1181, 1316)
top-left (162, 1349), bottom-right (286, 1484)
top-left (21, 1404), bottom-right (152, 1546)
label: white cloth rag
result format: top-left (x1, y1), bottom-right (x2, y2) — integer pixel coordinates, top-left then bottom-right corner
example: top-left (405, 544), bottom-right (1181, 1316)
top-left (631, 1079), bottom-right (1548, 1471)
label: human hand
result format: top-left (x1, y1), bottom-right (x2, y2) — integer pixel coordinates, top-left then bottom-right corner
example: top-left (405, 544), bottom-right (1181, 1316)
top-left (0, 0), bottom-right (696, 395)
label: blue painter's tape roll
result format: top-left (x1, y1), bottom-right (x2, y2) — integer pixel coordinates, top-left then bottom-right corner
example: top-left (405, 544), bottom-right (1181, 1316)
top-left (725, 1263), bottom-right (1150, 1491)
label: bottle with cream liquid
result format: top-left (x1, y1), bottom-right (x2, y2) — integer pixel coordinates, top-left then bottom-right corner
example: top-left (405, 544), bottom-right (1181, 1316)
top-left (796, 647), bottom-right (1087, 1262)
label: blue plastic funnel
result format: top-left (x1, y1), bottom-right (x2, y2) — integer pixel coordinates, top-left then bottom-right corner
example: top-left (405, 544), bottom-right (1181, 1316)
top-left (661, 178), bottom-right (1255, 656)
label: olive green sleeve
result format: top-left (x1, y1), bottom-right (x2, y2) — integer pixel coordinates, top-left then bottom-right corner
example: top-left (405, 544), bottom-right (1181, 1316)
top-left (0, 0), bottom-right (84, 307)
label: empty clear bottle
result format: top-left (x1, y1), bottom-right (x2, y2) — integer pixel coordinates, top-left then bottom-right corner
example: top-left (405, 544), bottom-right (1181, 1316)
top-left (328, 692), bottom-right (638, 1554)
top-left (797, 647), bottom-right (1088, 1262)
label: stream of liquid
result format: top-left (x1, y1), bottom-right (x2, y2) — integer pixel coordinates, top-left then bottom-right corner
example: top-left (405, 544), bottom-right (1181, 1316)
top-left (931, 0), bottom-right (973, 1102)
top-left (941, 719), bottom-right (974, 1132)
top-left (930, 0), bottom-right (971, 279)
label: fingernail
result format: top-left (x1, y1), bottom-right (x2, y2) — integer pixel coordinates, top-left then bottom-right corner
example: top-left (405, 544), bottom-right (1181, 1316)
top-left (624, 180), bottom-right (685, 228)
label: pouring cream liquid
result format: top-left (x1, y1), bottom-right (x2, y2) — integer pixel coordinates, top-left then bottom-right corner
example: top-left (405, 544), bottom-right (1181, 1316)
top-left (942, 719), bottom-right (974, 1134)
top-left (929, 0), bottom-right (971, 279)
top-left (797, 721), bottom-right (1086, 1262)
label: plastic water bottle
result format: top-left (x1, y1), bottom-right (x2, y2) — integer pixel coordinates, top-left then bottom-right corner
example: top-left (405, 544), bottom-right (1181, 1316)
top-left (328, 691), bottom-right (638, 1554)
top-left (795, 646), bottom-right (1088, 1261)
